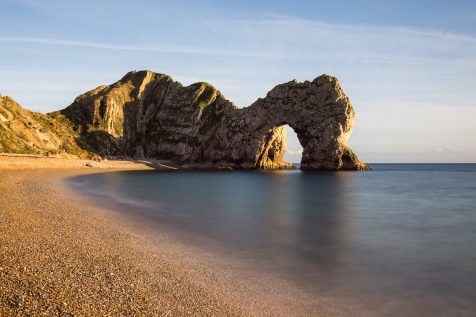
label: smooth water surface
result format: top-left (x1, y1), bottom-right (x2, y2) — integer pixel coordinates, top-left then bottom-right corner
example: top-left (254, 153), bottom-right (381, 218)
top-left (68, 164), bottom-right (476, 316)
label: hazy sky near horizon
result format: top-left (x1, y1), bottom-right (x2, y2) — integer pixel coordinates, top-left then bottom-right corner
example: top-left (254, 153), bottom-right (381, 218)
top-left (1, 0), bottom-right (475, 162)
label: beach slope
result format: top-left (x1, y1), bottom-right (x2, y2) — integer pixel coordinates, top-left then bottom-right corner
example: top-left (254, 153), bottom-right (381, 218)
top-left (0, 157), bottom-right (239, 316)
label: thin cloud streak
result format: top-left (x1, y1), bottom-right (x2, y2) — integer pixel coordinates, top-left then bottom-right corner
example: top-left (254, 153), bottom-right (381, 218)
top-left (0, 36), bottom-right (210, 54)
top-left (0, 36), bottom-right (470, 67)
top-left (0, 36), bottom-right (309, 59)
top-left (237, 16), bottom-right (476, 44)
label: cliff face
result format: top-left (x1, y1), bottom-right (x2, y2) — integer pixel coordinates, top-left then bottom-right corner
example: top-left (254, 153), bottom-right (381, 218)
top-left (59, 70), bottom-right (368, 170)
top-left (60, 71), bottom-right (240, 165)
top-left (0, 96), bottom-right (87, 157)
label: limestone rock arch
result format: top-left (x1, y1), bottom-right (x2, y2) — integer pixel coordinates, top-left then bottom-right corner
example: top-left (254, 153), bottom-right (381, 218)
top-left (206, 75), bottom-right (368, 170)
top-left (60, 70), bottom-right (368, 170)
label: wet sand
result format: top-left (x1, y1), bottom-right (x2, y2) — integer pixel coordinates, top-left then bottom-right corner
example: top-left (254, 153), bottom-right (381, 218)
top-left (0, 156), bottom-right (351, 316)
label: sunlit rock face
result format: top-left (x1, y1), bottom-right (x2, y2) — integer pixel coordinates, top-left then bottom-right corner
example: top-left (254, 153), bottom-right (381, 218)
top-left (0, 96), bottom-right (87, 157)
top-left (60, 70), bottom-right (368, 170)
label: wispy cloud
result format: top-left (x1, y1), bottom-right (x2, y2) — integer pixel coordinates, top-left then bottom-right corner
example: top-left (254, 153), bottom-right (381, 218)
top-left (0, 35), bottom-right (405, 63)
top-left (0, 36), bottom-right (323, 60)
top-left (0, 36), bottom-right (214, 55)
top-left (236, 16), bottom-right (476, 44)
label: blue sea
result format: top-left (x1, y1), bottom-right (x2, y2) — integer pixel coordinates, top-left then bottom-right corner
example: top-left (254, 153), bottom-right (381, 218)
top-left (68, 164), bottom-right (476, 316)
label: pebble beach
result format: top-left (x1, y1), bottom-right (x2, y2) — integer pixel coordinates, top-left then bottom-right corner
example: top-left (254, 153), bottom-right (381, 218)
top-left (0, 156), bottom-right (241, 316)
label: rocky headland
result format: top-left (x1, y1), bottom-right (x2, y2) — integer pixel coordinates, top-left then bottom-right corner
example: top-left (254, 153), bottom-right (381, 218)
top-left (1, 71), bottom-right (368, 170)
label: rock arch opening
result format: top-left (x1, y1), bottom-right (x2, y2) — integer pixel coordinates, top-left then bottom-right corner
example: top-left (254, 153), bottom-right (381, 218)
top-left (255, 123), bottom-right (303, 169)
top-left (283, 124), bottom-right (303, 167)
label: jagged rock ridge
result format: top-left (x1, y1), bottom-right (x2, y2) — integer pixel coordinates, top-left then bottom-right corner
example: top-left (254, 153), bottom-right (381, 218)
top-left (59, 70), bottom-right (368, 170)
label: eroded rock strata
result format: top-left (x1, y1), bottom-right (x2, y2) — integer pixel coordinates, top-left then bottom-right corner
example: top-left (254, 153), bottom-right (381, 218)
top-left (1, 70), bottom-right (368, 170)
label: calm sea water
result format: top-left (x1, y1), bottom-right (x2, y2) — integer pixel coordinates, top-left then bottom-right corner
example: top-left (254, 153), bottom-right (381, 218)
top-left (68, 164), bottom-right (476, 316)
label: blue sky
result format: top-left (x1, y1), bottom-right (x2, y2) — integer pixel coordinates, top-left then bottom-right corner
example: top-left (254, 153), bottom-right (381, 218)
top-left (1, 0), bottom-right (475, 162)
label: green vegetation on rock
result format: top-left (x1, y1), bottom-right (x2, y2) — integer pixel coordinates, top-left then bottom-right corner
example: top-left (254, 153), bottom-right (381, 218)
top-left (0, 96), bottom-right (91, 157)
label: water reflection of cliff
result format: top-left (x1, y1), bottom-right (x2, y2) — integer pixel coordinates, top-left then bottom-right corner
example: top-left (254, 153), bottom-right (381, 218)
top-left (261, 171), bottom-right (354, 288)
